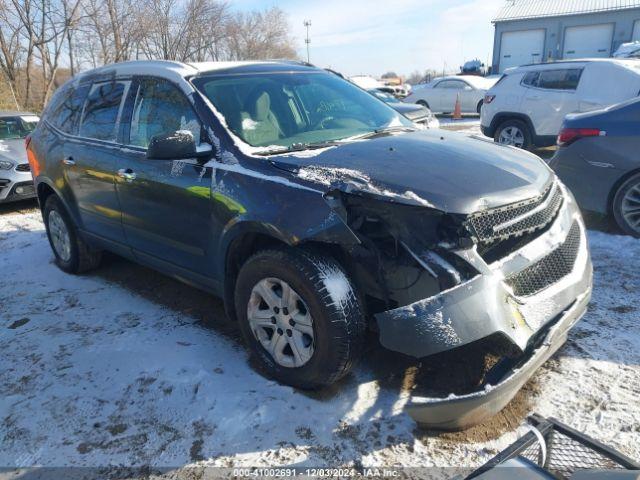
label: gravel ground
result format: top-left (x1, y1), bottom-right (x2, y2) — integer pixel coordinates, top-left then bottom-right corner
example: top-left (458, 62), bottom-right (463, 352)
top-left (0, 145), bottom-right (638, 476)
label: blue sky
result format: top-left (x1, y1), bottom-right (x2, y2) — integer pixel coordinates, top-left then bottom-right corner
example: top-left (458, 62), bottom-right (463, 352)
top-left (230, 0), bottom-right (505, 77)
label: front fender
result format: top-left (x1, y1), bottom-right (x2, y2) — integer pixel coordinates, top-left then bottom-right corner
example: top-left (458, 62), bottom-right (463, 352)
top-left (210, 159), bottom-right (360, 278)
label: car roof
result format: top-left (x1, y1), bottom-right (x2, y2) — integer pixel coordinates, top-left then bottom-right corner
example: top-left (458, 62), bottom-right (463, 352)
top-left (508, 58), bottom-right (640, 73)
top-left (71, 59), bottom-right (320, 86)
top-left (432, 75), bottom-right (496, 88)
top-left (0, 110), bottom-right (38, 117)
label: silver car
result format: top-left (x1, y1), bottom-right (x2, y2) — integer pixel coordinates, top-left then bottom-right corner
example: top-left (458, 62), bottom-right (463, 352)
top-left (404, 75), bottom-right (498, 114)
top-left (0, 111), bottom-right (39, 203)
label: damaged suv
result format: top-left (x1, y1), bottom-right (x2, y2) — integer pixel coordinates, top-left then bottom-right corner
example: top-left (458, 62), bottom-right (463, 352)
top-left (28, 60), bottom-right (592, 430)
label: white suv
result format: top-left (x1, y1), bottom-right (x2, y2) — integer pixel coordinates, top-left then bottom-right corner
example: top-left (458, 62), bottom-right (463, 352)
top-left (481, 59), bottom-right (640, 149)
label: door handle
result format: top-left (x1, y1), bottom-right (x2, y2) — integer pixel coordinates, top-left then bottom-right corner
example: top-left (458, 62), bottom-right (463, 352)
top-left (117, 168), bottom-right (137, 182)
top-left (62, 156), bottom-right (75, 166)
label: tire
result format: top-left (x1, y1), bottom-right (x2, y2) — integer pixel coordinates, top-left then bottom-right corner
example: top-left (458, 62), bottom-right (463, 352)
top-left (43, 195), bottom-right (102, 273)
top-left (417, 100), bottom-right (430, 109)
top-left (494, 119), bottom-right (532, 150)
top-left (476, 100), bottom-right (483, 115)
top-left (235, 247), bottom-right (365, 389)
top-left (612, 173), bottom-right (640, 238)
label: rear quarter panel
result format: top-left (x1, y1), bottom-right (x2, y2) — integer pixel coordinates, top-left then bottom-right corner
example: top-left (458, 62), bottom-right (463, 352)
top-left (481, 72), bottom-right (525, 128)
top-left (29, 122), bottom-right (82, 226)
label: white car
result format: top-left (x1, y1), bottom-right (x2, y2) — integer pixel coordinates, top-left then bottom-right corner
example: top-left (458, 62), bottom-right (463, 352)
top-left (481, 59), bottom-right (640, 149)
top-left (403, 75), bottom-right (497, 114)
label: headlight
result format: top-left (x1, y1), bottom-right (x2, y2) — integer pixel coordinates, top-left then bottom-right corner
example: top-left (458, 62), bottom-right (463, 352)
top-left (0, 160), bottom-right (14, 170)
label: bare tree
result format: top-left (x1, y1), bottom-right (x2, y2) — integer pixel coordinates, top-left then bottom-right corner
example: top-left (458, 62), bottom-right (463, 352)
top-left (138, 0), bottom-right (228, 62)
top-left (0, 0), bottom-right (24, 107)
top-left (0, 0), bottom-right (298, 109)
top-left (81, 0), bottom-right (143, 64)
top-left (224, 7), bottom-right (296, 61)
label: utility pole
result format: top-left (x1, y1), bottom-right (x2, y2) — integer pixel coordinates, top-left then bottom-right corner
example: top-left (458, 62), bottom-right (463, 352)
top-left (304, 20), bottom-right (312, 63)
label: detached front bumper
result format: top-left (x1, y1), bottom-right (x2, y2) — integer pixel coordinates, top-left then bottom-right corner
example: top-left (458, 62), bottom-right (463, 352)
top-left (374, 184), bottom-right (593, 429)
top-left (406, 287), bottom-right (590, 430)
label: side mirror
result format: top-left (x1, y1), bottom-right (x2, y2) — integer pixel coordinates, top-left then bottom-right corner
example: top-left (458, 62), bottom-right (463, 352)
top-left (146, 131), bottom-right (210, 160)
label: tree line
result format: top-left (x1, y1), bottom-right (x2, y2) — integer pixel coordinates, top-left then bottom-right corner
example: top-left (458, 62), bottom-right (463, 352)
top-left (0, 0), bottom-right (297, 111)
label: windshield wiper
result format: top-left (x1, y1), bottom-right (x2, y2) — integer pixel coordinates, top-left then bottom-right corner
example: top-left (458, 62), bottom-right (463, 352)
top-left (255, 140), bottom-right (340, 156)
top-left (350, 126), bottom-right (417, 141)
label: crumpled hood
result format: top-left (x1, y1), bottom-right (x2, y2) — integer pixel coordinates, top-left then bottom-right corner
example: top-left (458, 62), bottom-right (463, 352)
top-left (0, 139), bottom-right (28, 164)
top-left (273, 130), bottom-right (553, 214)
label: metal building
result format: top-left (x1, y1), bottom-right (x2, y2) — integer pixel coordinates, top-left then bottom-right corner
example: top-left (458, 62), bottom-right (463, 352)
top-left (492, 0), bottom-right (640, 72)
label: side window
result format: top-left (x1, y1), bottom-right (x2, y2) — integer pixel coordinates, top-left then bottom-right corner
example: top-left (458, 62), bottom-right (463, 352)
top-left (522, 71), bottom-right (540, 87)
top-left (47, 84), bottom-right (90, 134)
top-left (79, 81), bottom-right (127, 141)
top-left (536, 69), bottom-right (583, 91)
top-left (437, 80), bottom-right (465, 90)
top-left (128, 78), bottom-right (201, 148)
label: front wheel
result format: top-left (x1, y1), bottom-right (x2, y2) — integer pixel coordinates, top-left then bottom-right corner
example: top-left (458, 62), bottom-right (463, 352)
top-left (235, 247), bottom-right (365, 389)
top-left (612, 173), bottom-right (640, 238)
top-left (494, 119), bottom-right (532, 150)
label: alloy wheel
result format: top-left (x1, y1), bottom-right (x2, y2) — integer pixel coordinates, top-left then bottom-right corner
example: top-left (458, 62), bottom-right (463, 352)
top-left (498, 126), bottom-right (525, 148)
top-left (621, 181), bottom-right (640, 234)
top-left (48, 210), bottom-right (72, 262)
top-left (247, 277), bottom-right (315, 368)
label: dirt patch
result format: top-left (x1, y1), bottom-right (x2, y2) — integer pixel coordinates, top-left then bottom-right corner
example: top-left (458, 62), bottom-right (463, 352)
top-left (609, 305), bottom-right (636, 314)
top-left (8, 318), bottom-right (30, 329)
top-left (107, 423), bottom-right (128, 436)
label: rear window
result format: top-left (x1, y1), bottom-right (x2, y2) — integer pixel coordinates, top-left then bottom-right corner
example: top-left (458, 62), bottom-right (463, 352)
top-left (522, 68), bottom-right (583, 91)
top-left (79, 81), bottom-right (127, 141)
top-left (47, 84), bottom-right (90, 134)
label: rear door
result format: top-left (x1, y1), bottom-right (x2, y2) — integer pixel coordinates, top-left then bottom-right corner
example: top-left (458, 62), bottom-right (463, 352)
top-left (115, 77), bottom-right (213, 276)
top-left (433, 80), bottom-right (468, 112)
top-left (64, 79), bottom-right (129, 245)
top-left (520, 68), bottom-right (583, 136)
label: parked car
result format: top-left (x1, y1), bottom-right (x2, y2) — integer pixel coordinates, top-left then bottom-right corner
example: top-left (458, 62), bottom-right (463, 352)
top-left (614, 41), bottom-right (640, 59)
top-left (0, 111), bottom-right (39, 203)
top-left (403, 75), bottom-right (497, 114)
top-left (349, 75), bottom-right (384, 90)
top-left (368, 89), bottom-right (439, 128)
top-left (481, 59), bottom-right (640, 149)
top-left (28, 60), bottom-right (592, 430)
top-left (460, 58), bottom-right (486, 76)
top-left (379, 84), bottom-right (411, 98)
top-left (550, 97), bottom-right (640, 238)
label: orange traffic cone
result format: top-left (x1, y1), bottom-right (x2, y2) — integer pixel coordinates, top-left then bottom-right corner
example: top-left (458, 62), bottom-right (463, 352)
top-left (453, 93), bottom-right (462, 120)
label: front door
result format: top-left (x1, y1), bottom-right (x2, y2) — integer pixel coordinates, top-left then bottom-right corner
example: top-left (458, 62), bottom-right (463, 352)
top-left (115, 77), bottom-right (213, 276)
top-left (434, 79), bottom-right (469, 113)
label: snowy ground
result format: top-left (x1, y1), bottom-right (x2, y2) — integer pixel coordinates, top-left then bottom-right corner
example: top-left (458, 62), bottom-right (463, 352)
top-left (0, 162), bottom-right (638, 474)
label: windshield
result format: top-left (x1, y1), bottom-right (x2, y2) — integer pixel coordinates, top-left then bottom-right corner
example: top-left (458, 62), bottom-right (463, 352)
top-left (0, 115), bottom-right (39, 140)
top-left (193, 71), bottom-right (412, 152)
top-left (368, 89), bottom-right (400, 104)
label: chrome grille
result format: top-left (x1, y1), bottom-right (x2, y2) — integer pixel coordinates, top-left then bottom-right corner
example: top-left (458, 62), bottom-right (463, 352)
top-left (466, 181), bottom-right (564, 242)
top-left (15, 163), bottom-right (30, 172)
top-left (506, 222), bottom-right (581, 297)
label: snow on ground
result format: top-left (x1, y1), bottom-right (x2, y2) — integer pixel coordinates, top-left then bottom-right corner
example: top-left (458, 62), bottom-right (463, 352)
top-left (0, 202), bottom-right (638, 475)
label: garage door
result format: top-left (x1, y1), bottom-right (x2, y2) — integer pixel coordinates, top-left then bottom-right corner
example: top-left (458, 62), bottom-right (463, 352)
top-left (499, 29), bottom-right (545, 72)
top-left (563, 24), bottom-right (613, 59)
top-left (633, 20), bottom-right (640, 41)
